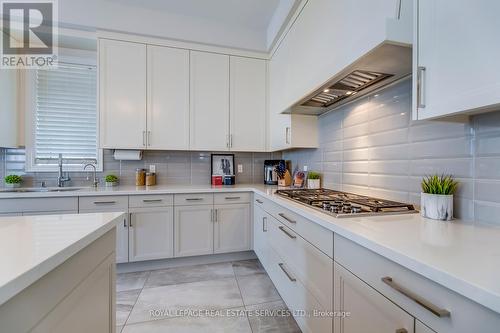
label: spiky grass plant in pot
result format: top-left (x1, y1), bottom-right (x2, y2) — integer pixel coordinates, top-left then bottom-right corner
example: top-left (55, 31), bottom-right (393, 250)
top-left (421, 175), bottom-right (458, 221)
top-left (4, 175), bottom-right (22, 188)
top-left (307, 171), bottom-right (321, 189)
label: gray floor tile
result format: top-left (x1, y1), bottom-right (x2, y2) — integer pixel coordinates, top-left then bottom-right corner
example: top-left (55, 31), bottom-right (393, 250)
top-left (145, 262), bottom-right (234, 288)
top-left (127, 278), bottom-right (244, 324)
top-left (232, 259), bottom-right (265, 276)
top-left (122, 310), bottom-right (252, 333)
top-left (117, 271), bottom-right (150, 292)
top-left (246, 301), bottom-right (302, 333)
top-left (236, 272), bottom-right (282, 306)
top-left (117, 289), bottom-right (141, 326)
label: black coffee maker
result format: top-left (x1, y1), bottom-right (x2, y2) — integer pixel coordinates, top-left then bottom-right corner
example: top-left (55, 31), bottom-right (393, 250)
top-left (264, 160), bottom-right (284, 185)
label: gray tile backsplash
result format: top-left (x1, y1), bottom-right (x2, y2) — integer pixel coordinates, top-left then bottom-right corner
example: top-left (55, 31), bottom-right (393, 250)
top-left (0, 150), bottom-right (281, 188)
top-left (283, 79), bottom-right (500, 226)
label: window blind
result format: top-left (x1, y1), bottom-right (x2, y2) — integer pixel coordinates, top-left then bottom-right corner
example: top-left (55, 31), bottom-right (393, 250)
top-left (34, 63), bottom-right (98, 165)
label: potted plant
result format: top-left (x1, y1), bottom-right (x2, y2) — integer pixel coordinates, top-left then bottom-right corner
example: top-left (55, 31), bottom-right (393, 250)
top-left (105, 174), bottom-right (119, 187)
top-left (4, 175), bottom-right (22, 188)
top-left (307, 171), bottom-right (321, 189)
top-left (421, 175), bottom-right (458, 221)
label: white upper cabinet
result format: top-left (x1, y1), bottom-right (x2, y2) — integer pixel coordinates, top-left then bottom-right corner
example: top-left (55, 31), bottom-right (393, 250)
top-left (413, 0), bottom-right (500, 120)
top-left (229, 57), bottom-right (267, 152)
top-left (190, 51), bottom-right (230, 151)
top-left (99, 39), bottom-right (147, 149)
top-left (0, 67), bottom-right (21, 148)
top-left (147, 45), bottom-right (190, 150)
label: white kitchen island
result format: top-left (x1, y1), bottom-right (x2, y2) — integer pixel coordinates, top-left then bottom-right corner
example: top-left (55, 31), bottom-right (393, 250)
top-left (0, 212), bottom-right (124, 333)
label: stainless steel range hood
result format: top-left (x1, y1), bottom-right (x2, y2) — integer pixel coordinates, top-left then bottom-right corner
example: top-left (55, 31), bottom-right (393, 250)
top-left (289, 0), bottom-right (413, 116)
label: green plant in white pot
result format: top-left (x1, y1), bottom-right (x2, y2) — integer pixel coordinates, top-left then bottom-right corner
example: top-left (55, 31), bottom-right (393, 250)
top-left (105, 174), bottom-right (119, 187)
top-left (307, 171), bottom-right (321, 189)
top-left (421, 175), bottom-right (458, 221)
top-left (4, 175), bottom-right (22, 188)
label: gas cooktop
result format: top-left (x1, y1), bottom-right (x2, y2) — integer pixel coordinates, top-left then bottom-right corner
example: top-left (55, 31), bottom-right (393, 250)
top-left (275, 188), bottom-right (417, 218)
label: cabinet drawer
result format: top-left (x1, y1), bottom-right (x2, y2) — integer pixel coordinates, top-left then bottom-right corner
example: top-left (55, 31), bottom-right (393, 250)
top-left (0, 197), bottom-right (78, 214)
top-left (334, 234), bottom-right (500, 333)
top-left (267, 216), bottom-right (332, 310)
top-left (266, 244), bottom-right (332, 333)
top-left (174, 193), bottom-right (213, 206)
top-left (214, 192), bottom-right (251, 204)
top-left (263, 197), bottom-right (333, 258)
top-left (129, 194), bottom-right (173, 208)
top-left (79, 196), bottom-right (128, 212)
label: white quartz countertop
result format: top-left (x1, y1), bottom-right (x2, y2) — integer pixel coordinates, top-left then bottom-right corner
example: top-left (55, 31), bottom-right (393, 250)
top-left (0, 212), bottom-right (124, 306)
top-left (0, 184), bottom-right (499, 314)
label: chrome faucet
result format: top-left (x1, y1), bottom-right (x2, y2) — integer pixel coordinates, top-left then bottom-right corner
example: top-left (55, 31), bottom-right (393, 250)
top-left (84, 163), bottom-right (99, 188)
top-left (57, 154), bottom-right (71, 187)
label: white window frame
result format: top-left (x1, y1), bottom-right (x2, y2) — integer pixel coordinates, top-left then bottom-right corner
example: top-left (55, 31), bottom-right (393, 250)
top-left (24, 48), bottom-right (103, 172)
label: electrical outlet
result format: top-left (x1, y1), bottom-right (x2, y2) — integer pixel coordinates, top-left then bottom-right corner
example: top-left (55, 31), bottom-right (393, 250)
top-left (149, 165), bottom-right (156, 173)
top-left (237, 164), bottom-right (243, 173)
top-left (303, 165), bottom-right (308, 172)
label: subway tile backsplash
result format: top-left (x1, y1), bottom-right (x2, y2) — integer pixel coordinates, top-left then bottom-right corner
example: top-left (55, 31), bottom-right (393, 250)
top-left (283, 79), bottom-right (500, 226)
top-left (0, 150), bottom-right (281, 188)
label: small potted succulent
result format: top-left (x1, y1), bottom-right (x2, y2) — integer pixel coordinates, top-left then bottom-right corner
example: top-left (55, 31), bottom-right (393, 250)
top-left (105, 174), bottom-right (119, 187)
top-left (307, 171), bottom-right (321, 189)
top-left (4, 175), bottom-right (22, 188)
top-left (421, 175), bottom-right (458, 221)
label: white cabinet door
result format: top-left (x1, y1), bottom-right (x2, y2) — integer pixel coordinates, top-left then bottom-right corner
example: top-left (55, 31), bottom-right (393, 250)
top-left (147, 45), bottom-right (190, 150)
top-left (99, 39), bottom-right (147, 149)
top-left (190, 51), bottom-right (230, 151)
top-left (334, 262), bottom-right (414, 333)
top-left (0, 54), bottom-right (20, 148)
top-left (229, 56), bottom-right (266, 152)
top-left (413, 0), bottom-right (500, 120)
top-left (129, 207), bottom-right (174, 262)
top-left (416, 321), bottom-right (436, 333)
top-left (214, 203), bottom-right (251, 254)
top-left (174, 205), bottom-right (214, 257)
top-left (253, 205), bottom-right (269, 264)
top-left (269, 113), bottom-right (291, 151)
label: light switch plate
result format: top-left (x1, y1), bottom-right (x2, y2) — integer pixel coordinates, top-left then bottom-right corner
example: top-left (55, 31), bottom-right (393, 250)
top-left (303, 165), bottom-right (308, 171)
top-left (237, 164), bottom-right (243, 173)
top-left (149, 165), bottom-right (156, 173)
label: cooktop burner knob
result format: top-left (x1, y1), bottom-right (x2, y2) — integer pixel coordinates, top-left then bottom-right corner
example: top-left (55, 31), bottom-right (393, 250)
top-left (351, 205), bottom-right (362, 213)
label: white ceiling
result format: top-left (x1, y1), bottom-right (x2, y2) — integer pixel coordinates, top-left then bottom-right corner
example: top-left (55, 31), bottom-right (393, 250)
top-left (58, 0), bottom-right (299, 52)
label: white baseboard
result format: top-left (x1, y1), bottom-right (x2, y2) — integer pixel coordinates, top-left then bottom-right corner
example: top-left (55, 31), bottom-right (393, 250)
top-left (117, 251), bottom-right (257, 274)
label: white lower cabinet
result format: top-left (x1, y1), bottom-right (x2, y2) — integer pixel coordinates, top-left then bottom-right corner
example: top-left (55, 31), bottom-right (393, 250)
top-left (214, 203), bottom-right (251, 253)
top-left (334, 262), bottom-right (414, 333)
top-left (129, 207), bottom-right (174, 262)
top-left (174, 205), bottom-right (214, 257)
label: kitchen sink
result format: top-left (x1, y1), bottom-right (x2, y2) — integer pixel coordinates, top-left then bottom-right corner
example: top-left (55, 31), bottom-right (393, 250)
top-left (0, 187), bottom-right (84, 193)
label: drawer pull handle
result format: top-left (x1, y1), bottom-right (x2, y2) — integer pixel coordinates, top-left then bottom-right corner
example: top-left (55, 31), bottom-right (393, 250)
top-left (278, 213), bottom-right (296, 223)
top-left (143, 199), bottom-right (162, 203)
top-left (256, 199), bottom-right (264, 204)
top-left (123, 218), bottom-right (127, 228)
top-left (262, 217), bottom-right (267, 232)
top-left (93, 201), bottom-right (116, 205)
top-left (278, 263), bottom-right (296, 282)
top-left (278, 226), bottom-right (296, 239)
top-left (186, 198), bottom-right (203, 201)
top-left (225, 196), bottom-right (241, 200)
top-left (381, 277), bottom-right (451, 318)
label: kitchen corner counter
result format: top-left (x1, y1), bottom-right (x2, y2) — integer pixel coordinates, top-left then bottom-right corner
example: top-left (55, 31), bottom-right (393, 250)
top-left (0, 212), bottom-right (124, 306)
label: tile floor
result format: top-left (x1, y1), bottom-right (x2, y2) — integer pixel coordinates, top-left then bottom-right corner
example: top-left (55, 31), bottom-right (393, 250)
top-left (116, 259), bottom-right (301, 333)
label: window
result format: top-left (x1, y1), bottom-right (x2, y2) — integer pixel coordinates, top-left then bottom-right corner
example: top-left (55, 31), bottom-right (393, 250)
top-left (25, 57), bottom-right (102, 171)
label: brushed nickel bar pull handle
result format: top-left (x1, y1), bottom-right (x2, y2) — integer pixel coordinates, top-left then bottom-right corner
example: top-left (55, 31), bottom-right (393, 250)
top-left (381, 277), bottom-right (450, 317)
top-left (129, 216), bottom-right (133, 227)
top-left (278, 213), bottom-right (296, 224)
top-left (142, 130), bottom-right (146, 146)
top-left (215, 209), bottom-right (218, 222)
top-left (262, 217), bottom-right (267, 232)
top-left (278, 263), bottom-right (296, 282)
top-left (93, 201), bottom-right (117, 205)
top-left (417, 66), bottom-right (426, 108)
top-left (279, 226), bottom-right (296, 239)
top-left (123, 218), bottom-right (127, 228)
top-left (143, 199), bottom-right (162, 203)
top-left (186, 198), bottom-right (203, 201)
top-left (396, 329), bottom-right (408, 333)
top-left (225, 196), bottom-right (241, 200)
top-left (255, 199), bottom-right (264, 204)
